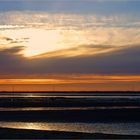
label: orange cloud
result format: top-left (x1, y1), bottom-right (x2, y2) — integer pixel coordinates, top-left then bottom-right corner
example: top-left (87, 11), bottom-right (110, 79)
top-left (0, 74), bottom-right (140, 91)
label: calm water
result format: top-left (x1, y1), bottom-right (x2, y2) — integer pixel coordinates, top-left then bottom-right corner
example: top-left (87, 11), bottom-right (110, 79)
top-left (0, 106), bottom-right (139, 111)
top-left (0, 92), bottom-right (140, 135)
top-left (0, 121), bottom-right (140, 135)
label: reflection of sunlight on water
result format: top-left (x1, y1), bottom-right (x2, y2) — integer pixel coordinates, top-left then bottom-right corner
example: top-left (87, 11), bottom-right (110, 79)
top-left (0, 122), bottom-right (73, 132)
top-left (0, 122), bottom-right (89, 132)
top-left (0, 122), bottom-right (93, 132)
top-left (0, 106), bottom-right (140, 111)
top-left (26, 94), bottom-right (35, 97)
top-left (0, 122), bottom-right (140, 135)
top-left (0, 122), bottom-right (52, 131)
top-left (22, 123), bottom-right (41, 130)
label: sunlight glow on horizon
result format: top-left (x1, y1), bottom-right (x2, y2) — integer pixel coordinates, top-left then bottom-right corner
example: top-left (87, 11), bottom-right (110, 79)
top-left (0, 75), bottom-right (140, 84)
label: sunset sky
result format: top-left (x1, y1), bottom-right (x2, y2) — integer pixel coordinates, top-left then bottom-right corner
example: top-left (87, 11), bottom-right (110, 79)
top-left (0, 0), bottom-right (140, 91)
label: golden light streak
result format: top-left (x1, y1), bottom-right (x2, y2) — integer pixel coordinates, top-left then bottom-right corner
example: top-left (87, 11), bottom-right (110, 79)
top-left (0, 75), bottom-right (140, 85)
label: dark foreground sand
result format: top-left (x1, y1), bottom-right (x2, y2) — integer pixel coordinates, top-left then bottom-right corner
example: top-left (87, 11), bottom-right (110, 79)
top-left (0, 127), bottom-right (139, 139)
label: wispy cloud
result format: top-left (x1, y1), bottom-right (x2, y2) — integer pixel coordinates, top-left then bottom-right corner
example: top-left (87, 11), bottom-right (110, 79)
top-left (0, 12), bottom-right (140, 57)
top-left (0, 12), bottom-right (140, 28)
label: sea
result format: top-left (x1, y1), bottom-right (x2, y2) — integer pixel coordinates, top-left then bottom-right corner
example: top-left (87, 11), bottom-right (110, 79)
top-left (0, 92), bottom-right (140, 135)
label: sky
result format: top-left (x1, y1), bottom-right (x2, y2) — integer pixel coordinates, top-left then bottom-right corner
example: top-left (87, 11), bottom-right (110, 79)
top-left (0, 0), bottom-right (140, 91)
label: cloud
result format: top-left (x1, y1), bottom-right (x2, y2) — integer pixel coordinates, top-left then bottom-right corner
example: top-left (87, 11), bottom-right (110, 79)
top-left (0, 12), bottom-right (140, 58)
top-left (0, 44), bottom-right (140, 78)
top-left (32, 44), bottom-right (114, 58)
top-left (0, 12), bottom-right (140, 29)
top-left (0, 46), bottom-right (27, 74)
top-left (28, 44), bottom-right (140, 75)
